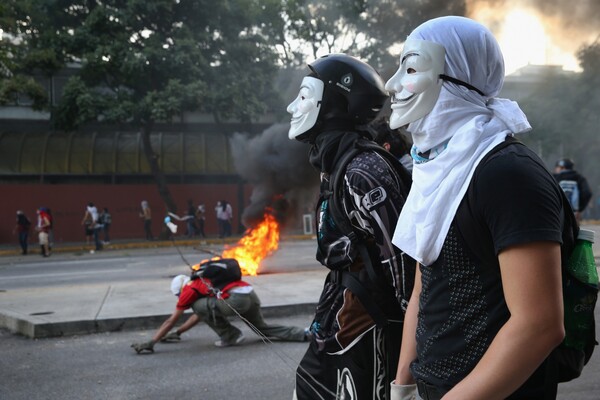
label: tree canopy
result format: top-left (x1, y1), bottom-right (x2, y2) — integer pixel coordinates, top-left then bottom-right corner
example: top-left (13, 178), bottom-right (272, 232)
top-left (5, 0), bottom-right (597, 215)
top-left (277, 0), bottom-right (465, 70)
top-left (1, 0), bottom-right (290, 213)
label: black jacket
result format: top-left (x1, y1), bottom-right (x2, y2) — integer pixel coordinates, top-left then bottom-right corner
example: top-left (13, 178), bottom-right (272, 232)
top-left (553, 169), bottom-right (592, 212)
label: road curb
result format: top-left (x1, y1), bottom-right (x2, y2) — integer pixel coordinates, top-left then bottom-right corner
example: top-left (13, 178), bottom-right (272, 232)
top-left (0, 235), bottom-right (316, 257)
top-left (0, 302), bottom-right (317, 339)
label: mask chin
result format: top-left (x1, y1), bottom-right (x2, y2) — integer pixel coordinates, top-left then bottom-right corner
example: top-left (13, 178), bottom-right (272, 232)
top-left (385, 38), bottom-right (445, 129)
top-left (287, 77), bottom-right (324, 140)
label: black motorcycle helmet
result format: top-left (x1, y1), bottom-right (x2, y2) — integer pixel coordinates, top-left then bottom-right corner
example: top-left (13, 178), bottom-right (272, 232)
top-left (296, 54), bottom-right (388, 142)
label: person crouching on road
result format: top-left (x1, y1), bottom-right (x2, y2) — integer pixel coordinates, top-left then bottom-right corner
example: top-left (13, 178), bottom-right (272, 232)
top-left (131, 267), bottom-right (309, 353)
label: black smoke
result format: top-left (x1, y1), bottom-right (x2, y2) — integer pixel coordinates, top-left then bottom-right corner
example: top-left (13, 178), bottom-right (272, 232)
top-left (229, 123), bottom-right (319, 230)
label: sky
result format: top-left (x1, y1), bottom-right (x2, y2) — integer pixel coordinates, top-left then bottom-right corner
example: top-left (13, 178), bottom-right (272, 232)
top-left (467, 0), bottom-right (600, 75)
top-left (2, 1), bottom-right (598, 77)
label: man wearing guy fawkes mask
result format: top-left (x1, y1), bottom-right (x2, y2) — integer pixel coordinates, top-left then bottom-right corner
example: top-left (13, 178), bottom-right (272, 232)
top-left (386, 17), bottom-right (575, 400)
top-left (288, 54), bottom-right (415, 400)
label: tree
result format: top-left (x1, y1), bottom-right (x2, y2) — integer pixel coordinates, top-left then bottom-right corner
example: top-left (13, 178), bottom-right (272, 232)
top-left (276, 0), bottom-right (466, 71)
top-left (1, 0), bottom-right (283, 213)
top-left (1, 0), bottom-right (469, 216)
top-left (0, 1), bottom-right (62, 108)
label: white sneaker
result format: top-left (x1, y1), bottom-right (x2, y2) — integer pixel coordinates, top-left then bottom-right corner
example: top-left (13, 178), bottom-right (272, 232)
top-left (214, 334), bottom-right (245, 348)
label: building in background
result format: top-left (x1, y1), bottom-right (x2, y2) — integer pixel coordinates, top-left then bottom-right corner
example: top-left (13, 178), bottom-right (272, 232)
top-left (2, 64), bottom-right (579, 244)
top-left (0, 65), bottom-right (291, 243)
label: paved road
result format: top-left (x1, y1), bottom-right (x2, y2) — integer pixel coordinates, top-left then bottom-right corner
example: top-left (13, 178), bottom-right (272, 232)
top-left (0, 239), bottom-right (321, 286)
top-left (1, 309), bottom-right (599, 400)
top-left (1, 313), bottom-right (313, 400)
top-left (1, 229), bottom-right (600, 399)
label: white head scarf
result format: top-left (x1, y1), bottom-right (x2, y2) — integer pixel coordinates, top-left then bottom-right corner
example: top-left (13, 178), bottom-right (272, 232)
top-left (392, 16), bottom-right (532, 266)
top-left (170, 275), bottom-right (190, 296)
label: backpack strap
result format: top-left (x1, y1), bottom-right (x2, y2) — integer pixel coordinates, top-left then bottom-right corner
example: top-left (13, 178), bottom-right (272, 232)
top-left (455, 137), bottom-right (579, 267)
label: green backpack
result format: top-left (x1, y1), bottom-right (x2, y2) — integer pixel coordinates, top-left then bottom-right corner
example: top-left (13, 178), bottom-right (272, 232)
top-left (456, 138), bottom-right (598, 383)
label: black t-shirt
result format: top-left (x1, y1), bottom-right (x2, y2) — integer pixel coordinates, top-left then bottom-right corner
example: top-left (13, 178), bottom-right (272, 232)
top-left (411, 140), bottom-right (566, 395)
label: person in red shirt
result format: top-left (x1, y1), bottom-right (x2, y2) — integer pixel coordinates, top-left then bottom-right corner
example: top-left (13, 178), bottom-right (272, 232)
top-left (36, 208), bottom-right (51, 257)
top-left (132, 273), bottom-right (309, 353)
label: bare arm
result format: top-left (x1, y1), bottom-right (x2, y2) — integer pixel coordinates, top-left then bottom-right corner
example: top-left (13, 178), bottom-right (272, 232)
top-left (443, 241), bottom-right (564, 400)
top-left (395, 266), bottom-right (421, 384)
top-left (175, 313), bottom-right (202, 335)
top-left (151, 308), bottom-right (185, 343)
top-left (81, 211), bottom-right (90, 225)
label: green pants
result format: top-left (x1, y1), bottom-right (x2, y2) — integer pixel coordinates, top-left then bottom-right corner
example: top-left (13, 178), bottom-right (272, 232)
top-left (191, 290), bottom-right (305, 343)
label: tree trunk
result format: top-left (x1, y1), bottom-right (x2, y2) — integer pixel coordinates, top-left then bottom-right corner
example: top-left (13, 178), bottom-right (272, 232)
top-left (140, 122), bottom-right (178, 215)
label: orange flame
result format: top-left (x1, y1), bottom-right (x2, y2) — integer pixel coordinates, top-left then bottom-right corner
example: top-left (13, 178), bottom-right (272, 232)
top-left (221, 212), bottom-right (280, 276)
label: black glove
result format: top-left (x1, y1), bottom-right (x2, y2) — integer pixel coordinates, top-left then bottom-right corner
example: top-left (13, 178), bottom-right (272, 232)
top-left (131, 340), bottom-right (155, 354)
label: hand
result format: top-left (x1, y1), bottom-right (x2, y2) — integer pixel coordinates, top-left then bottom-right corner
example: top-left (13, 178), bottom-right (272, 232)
top-left (160, 331), bottom-right (181, 342)
top-left (390, 381), bottom-right (416, 400)
top-left (131, 340), bottom-right (155, 354)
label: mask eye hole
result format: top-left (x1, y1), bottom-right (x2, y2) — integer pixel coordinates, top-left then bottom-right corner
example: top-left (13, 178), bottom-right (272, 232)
top-left (403, 52), bottom-right (432, 75)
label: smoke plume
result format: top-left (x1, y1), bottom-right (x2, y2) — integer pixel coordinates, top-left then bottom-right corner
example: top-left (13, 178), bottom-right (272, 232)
top-left (467, 0), bottom-right (600, 55)
top-left (229, 123), bottom-right (319, 230)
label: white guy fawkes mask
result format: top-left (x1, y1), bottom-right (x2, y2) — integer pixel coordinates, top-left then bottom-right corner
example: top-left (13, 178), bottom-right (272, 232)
top-left (287, 76), bottom-right (324, 140)
top-left (385, 38), bottom-right (445, 129)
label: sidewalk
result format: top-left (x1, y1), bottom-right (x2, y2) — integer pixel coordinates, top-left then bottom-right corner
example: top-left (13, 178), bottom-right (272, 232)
top-left (0, 269), bottom-right (326, 339)
top-left (1, 224), bottom-right (599, 340)
top-left (0, 234), bottom-right (283, 257)
top-left (0, 235), bottom-right (326, 339)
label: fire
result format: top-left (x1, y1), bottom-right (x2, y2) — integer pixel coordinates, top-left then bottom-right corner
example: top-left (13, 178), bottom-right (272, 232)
top-left (221, 212), bottom-right (280, 276)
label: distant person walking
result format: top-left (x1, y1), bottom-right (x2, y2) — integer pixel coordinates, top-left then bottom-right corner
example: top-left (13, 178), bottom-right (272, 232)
top-left (81, 202), bottom-right (102, 251)
top-left (215, 200), bottom-right (232, 238)
top-left (36, 208), bottom-right (51, 257)
top-left (99, 207), bottom-right (112, 244)
top-left (13, 210), bottom-right (31, 255)
top-left (185, 199), bottom-right (197, 238)
top-left (553, 158), bottom-right (592, 222)
top-left (81, 203), bottom-right (96, 245)
top-left (196, 204), bottom-right (206, 238)
top-left (44, 208), bottom-right (54, 252)
top-left (139, 200), bottom-right (153, 240)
